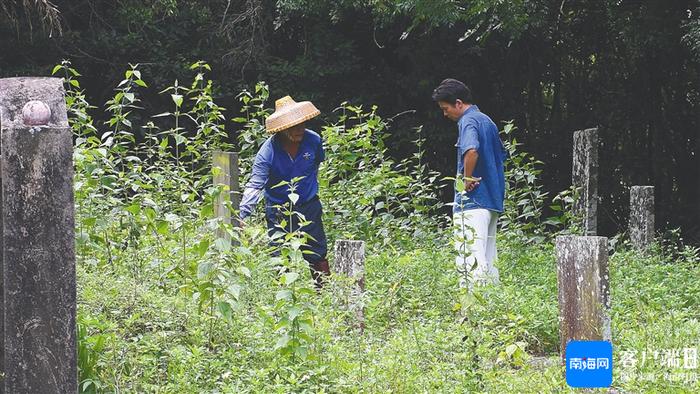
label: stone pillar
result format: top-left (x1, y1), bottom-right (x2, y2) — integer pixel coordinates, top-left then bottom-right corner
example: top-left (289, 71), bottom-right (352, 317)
top-left (0, 77), bottom-right (77, 393)
top-left (572, 128), bottom-right (599, 235)
top-left (212, 151), bottom-right (240, 241)
top-left (629, 186), bottom-right (654, 250)
top-left (0, 154), bottom-right (3, 391)
top-left (555, 236), bottom-right (610, 361)
top-left (333, 240), bottom-right (365, 331)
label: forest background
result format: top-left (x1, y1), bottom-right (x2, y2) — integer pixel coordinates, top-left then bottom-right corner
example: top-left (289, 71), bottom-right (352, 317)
top-left (2, 0), bottom-right (699, 244)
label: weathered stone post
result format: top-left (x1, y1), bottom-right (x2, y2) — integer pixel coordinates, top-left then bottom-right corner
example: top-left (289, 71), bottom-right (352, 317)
top-left (0, 77), bottom-right (77, 393)
top-left (629, 186), bottom-right (654, 250)
top-left (555, 236), bottom-right (611, 361)
top-left (333, 240), bottom-right (365, 331)
top-left (572, 128), bottom-right (599, 235)
top-left (212, 151), bottom-right (240, 241)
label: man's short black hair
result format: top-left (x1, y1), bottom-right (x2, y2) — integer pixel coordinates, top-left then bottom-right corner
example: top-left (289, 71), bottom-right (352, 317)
top-left (432, 78), bottom-right (472, 104)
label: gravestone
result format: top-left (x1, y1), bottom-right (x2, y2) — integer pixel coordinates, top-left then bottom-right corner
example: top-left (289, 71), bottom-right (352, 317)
top-left (212, 151), bottom-right (240, 242)
top-left (572, 128), bottom-right (599, 235)
top-left (555, 236), bottom-right (611, 361)
top-left (629, 186), bottom-right (654, 250)
top-left (0, 77), bottom-right (77, 393)
top-left (333, 240), bottom-right (365, 331)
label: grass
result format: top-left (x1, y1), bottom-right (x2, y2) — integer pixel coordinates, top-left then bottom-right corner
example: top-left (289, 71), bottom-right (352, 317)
top-left (77, 228), bottom-right (700, 393)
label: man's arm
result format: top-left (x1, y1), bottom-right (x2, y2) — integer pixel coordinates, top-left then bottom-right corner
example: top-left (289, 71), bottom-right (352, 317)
top-left (239, 188), bottom-right (264, 221)
top-left (463, 149), bottom-right (480, 192)
top-left (458, 119), bottom-right (481, 192)
top-left (239, 143), bottom-right (272, 220)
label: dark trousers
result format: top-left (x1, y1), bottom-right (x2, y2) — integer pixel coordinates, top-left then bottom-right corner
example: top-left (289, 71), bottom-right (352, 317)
top-left (265, 195), bottom-right (328, 264)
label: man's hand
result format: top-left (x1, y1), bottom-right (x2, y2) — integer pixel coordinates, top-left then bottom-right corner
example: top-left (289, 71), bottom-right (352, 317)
top-left (464, 176), bottom-right (481, 192)
top-left (462, 149), bottom-right (480, 193)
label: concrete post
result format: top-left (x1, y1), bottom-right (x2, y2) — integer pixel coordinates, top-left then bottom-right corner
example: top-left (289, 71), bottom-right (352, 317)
top-left (334, 240), bottom-right (365, 332)
top-left (629, 186), bottom-right (654, 250)
top-left (572, 128), bottom-right (599, 235)
top-left (0, 77), bottom-right (77, 393)
top-left (555, 236), bottom-right (611, 361)
top-left (212, 151), bottom-right (240, 242)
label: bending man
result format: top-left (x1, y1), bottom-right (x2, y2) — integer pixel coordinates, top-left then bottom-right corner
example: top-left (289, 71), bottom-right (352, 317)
top-left (239, 95), bottom-right (331, 289)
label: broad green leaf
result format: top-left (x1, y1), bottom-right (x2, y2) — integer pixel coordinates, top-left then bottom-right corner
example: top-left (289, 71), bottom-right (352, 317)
top-left (125, 204), bottom-right (141, 216)
top-left (195, 239), bottom-right (209, 257)
top-left (281, 272), bottom-right (299, 285)
top-left (215, 237), bottom-right (231, 253)
top-left (456, 178), bottom-right (465, 193)
top-left (290, 238), bottom-right (302, 251)
top-left (228, 284), bottom-right (241, 300)
top-left (144, 208), bottom-right (156, 221)
top-left (271, 180), bottom-right (289, 189)
top-left (197, 262), bottom-right (214, 278)
top-left (171, 94), bottom-right (183, 108)
top-left (218, 301), bottom-right (233, 323)
top-left (237, 266), bottom-right (251, 278)
top-left (274, 334), bottom-right (289, 350)
top-left (288, 306), bottom-right (301, 322)
top-left (276, 289), bottom-right (292, 301)
top-left (155, 220), bottom-right (169, 235)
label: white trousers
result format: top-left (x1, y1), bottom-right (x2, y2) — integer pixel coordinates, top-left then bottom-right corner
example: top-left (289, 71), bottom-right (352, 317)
top-left (453, 209), bottom-right (500, 288)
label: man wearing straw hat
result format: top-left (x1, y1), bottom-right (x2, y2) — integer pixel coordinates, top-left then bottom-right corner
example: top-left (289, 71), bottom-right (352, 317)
top-left (238, 95), bottom-right (331, 289)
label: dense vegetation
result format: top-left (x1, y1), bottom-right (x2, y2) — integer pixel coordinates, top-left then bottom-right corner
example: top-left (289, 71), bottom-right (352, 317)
top-left (60, 62), bottom-right (700, 392)
top-left (2, 0), bottom-right (699, 243)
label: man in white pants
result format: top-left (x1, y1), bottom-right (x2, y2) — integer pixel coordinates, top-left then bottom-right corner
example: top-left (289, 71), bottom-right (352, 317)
top-left (433, 78), bottom-right (507, 289)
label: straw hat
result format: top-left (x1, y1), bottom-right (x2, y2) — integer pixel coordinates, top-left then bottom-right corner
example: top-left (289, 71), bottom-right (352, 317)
top-left (265, 96), bottom-right (320, 134)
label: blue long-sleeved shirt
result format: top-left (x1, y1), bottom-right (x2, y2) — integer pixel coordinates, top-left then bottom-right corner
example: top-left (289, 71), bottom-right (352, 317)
top-left (239, 129), bottom-right (325, 219)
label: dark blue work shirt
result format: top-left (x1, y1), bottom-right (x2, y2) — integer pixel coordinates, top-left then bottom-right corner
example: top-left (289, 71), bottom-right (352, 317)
top-left (240, 129), bottom-right (324, 218)
top-left (454, 105), bottom-right (507, 213)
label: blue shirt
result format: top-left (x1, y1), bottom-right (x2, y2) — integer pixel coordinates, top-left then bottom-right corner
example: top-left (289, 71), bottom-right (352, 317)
top-left (454, 105), bottom-right (507, 213)
top-left (240, 129), bottom-right (325, 219)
